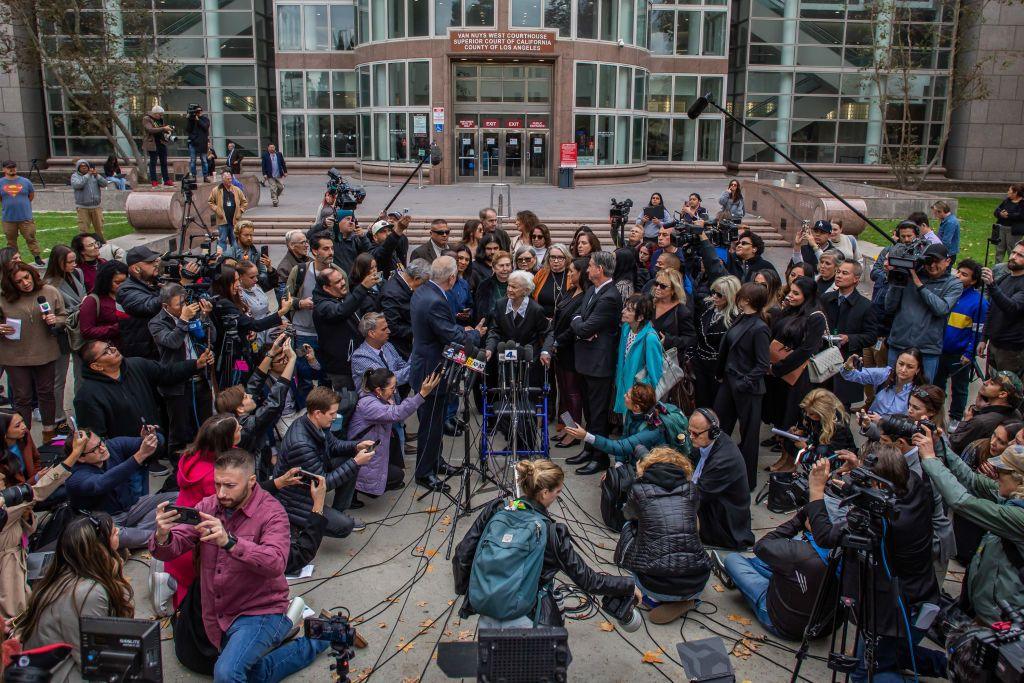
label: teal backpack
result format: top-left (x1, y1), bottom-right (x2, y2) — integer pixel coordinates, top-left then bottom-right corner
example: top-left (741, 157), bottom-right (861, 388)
top-left (468, 501), bottom-right (549, 622)
top-left (657, 403), bottom-right (691, 455)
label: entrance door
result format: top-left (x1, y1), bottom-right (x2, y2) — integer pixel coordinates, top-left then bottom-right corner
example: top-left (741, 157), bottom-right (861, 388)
top-left (480, 131), bottom-right (501, 179)
top-left (527, 132), bottom-right (547, 183)
top-left (457, 132), bottom-right (477, 180)
top-left (503, 132), bottom-right (523, 180)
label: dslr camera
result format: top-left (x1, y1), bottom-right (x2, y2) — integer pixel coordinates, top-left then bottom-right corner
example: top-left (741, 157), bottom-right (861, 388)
top-left (877, 414), bottom-right (935, 441)
top-left (325, 168), bottom-right (366, 212)
top-left (1, 483), bottom-right (33, 507)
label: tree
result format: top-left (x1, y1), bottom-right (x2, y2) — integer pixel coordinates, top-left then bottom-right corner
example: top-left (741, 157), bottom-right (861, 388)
top-left (0, 0), bottom-right (180, 180)
top-left (865, 0), bottom-right (994, 189)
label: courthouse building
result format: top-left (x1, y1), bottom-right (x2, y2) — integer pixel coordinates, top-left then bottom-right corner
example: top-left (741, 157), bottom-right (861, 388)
top-left (2, 0), bottom-right (1022, 184)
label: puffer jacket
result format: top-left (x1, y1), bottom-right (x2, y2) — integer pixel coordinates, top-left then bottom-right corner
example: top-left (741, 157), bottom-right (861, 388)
top-left (311, 283), bottom-right (369, 376)
top-left (115, 276), bottom-right (161, 359)
top-left (453, 497), bottom-right (634, 626)
top-left (239, 368), bottom-right (291, 477)
top-left (70, 161), bottom-right (108, 208)
top-left (615, 463), bottom-right (710, 599)
top-left (273, 415), bottom-right (360, 528)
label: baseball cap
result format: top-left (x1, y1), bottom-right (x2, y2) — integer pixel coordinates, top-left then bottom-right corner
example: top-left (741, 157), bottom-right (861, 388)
top-left (812, 220), bottom-right (832, 234)
top-left (923, 243), bottom-right (949, 260)
top-left (151, 105), bottom-right (165, 114)
top-left (126, 245), bottom-right (162, 266)
top-left (370, 220), bottom-right (393, 236)
top-left (989, 369), bottom-right (1024, 400)
top-left (2, 160), bottom-right (15, 168)
top-left (988, 444), bottom-right (1024, 476)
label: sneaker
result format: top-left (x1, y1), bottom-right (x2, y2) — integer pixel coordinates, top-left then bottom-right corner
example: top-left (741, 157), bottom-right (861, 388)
top-left (33, 255), bottom-right (44, 267)
top-left (272, 201), bottom-right (279, 207)
top-left (32, 408), bottom-right (41, 422)
top-left (350, 517), bottom-right (366, 532)
top-left (149, 563), bottom-right (178, 618)
top-left (147, 461), bottom-right (171, 477)
top-left (709, 550), bottom-right (735, 590)
top-left (163, 180), bottom-right (174, 187)
top-left (151, 180), bottom-right (159, 187)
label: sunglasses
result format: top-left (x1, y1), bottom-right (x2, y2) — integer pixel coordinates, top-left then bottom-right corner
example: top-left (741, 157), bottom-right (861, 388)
top-left (531, 233), bottom-right (545, 239)
top-left (517, 256), bottom-right (535, 263)
top-left (711, 290), bottom-right (724, 298)
top-left (431, 229), bottom-right (450, 235)
top-left (654, 282), bottom-right (670, 289)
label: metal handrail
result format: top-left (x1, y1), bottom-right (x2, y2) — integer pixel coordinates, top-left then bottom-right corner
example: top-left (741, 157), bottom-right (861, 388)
top-left (490, 183), bottom-right (512, 221)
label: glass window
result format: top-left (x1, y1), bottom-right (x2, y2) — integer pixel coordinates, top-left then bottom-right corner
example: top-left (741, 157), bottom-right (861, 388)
top-left (618, 0), bottom-right (632, 43)
top-left (792, 120), bottom-right (836, 144)
top-left (647, 118), bottom-right (669, 161)
top-left (597, 114), bottom-right (614, 165)
top-left (307, 114), bottom-right (331, 156)
top-left (502, 79), bottom-right (525, 102)
top-left (697, 118), bottom-right (720, 161)
top-left (671, 117), bottom-right (695, 161)
top-left (702, 11), bottom-right (726, 55)
top-left (599, 0), bottom-right (616, 41)
top-left (673, 75), bottom-right (696, 113)
top-left (701, 75), bottom-right (723, 105)
top-left (545, 0), bottom-right (570, 35)
top-left (358, 66), bottom-right (371, 106)
top-left (675, 10), bottom-right (699, 55)
top-left (358, 0), bottom-right (369, 42)
top-left (616, 67), bottom-right (630, 109)
top-left (389, 112), bottom-right (408, 161)
top-left (577, 0), bottom-right (596, 39)
top-left (528, 77), bottom-right (550, 103)
top-left (456, 76), bottom-right (477, 102)
top-left (276, 5), bottom-right (301, 50)
top-left (282, 114), bottom-right (305, 157)
top-left (220, 65), bottom-right (255, 87)
top-left (649, 10), bottom-right (674, 54)
top-left (306, 71), bottom-right (330, 108)
top-left (793, 96), bottom-right (838, 119)
top-left (388, 62), bottom-right (406, 105)
top-left (648, 75), bottom-right (670, 113)
top-left (389, 0), bottom-right (406, 37)
top-left (575, 114), bottom-right (596, 165)
top-left (280, 71), bottom-right (304, 109)
top-left (156, 12), bottom-right (202, 35)
top-left (434, 0), bottom-right (460, 34)
top-left (371, 0), bottom-right (386, 40)
top-left (747, 71), bottom-right (783, 94)
top-left (511, 0), bottom-right (542, 27)
top-left (360, 113), bottom-right (372, 159)
top-left (635, 0), bottom-right (647, 47)
top-left (631, 117), bottom-right (645, 163)
top-left (334, 114), bottom-right (359, 156)
top-left (210, 12), bottom-right (252, 37)
top-left (333, 71), bottom-right (357, 108)
top-left (633, 71), bottom-right (646, 111)
top-left (409, 61), bottom-right (430, 105)
top-left (575, 63), bottom-right (596, 107)
top-left (331, 5), bottom-right (357, 49)
top-left (598, 64), bottom-right (616, 109)
top-left (465, 0), bottom-right (494, 25)
top-left (615, 115), bottom-right (629, 164)
top-left (373, 64), bottom-right (386, 106)
top-left (480, 79), bottom-right (501, 102)
top-left (303, 5), bottom-right (329, 50)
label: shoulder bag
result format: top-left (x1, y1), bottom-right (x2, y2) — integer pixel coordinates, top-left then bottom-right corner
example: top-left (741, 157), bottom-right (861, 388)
top-left (808, 313), bottom-right (844, 383)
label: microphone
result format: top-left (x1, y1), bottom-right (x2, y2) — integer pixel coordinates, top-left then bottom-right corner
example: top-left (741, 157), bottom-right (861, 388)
top-left (686, 92), bottom-right (712, 120)
top-left (429, 143), bottom-right (443, 166)
top-left (37, 296), bottom-right (54, 329)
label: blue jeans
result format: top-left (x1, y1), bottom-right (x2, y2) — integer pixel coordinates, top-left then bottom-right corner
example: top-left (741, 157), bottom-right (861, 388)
top-left (213, 613), bottom-right (328, 683)
top-left (189, 142), bottom-right (210, 178)
top-left (851, 625), bottom-right (947, 682)
top-left (887, 347), bottom-right (939, 383)
top-left (106, 176), bottom-right (128, 191)
top-left (723, 553), bottom-right (782, 637)
top-left (218, 224), bottom-right (235, 252)
top-left (294, 334), bottom-right (324, 408)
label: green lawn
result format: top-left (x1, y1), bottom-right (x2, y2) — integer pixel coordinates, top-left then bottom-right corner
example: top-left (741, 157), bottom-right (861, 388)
top-left (14, 212), bottom-right (133, 261)
top-left (859, 195), bottom-right (1003, 264)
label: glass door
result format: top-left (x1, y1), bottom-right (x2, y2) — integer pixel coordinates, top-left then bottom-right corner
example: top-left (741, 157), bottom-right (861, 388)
top-left (480, 130), bottom-right (501, 179)
top-left (503, 132), bottom-right (523, 181)
top-left (527, 131), bottom-right (547, 182)
top-left (457, 132), bottom-right (477, 180)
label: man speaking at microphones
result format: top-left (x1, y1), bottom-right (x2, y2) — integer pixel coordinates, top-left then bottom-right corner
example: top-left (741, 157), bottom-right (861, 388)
top-left (410, 255), bottom-right (486, 491)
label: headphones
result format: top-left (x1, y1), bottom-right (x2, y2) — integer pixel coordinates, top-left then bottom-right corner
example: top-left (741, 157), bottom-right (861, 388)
top-left (693, 407), bottom-right (721, 440)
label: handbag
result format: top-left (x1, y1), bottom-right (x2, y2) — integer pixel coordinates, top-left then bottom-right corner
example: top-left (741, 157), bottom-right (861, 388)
top-left (655, 347), bottom-right (685, 402)
top-left (65, 293), bottom-right (98, 352)
top-left (808, 341), bottom-right (844, 383)
top-left (768, 340), bottom-right (806, 386)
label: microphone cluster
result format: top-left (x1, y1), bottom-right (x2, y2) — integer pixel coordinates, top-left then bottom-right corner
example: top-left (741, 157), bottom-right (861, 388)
top-left (441, 341), bottom-right (486, 394)
top-left (496, 342), bottom-right (534, 390)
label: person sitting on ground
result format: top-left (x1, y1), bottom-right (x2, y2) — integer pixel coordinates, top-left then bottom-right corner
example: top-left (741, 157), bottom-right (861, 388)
top-left (714, 507), bottom-right (831, 641)
top-left (563, 383), bottom-right (687, 466)
top-left (948, 370), bottom-right (1023, 455)
top-left (18, 514), bottom-right (135, 682)
top-left (685, 408), bottom-right (754, 550)
top-left (151, 449), bottom-right (329, 681)
top-left (65, 428), bottom-right (176, 550)
top-left (615, 446), bottom-right (710, 625)
top-left (453, 459), bottom-right (638, 628)
top-left (274, 386), bottom-right (375, 538)
top-left (771, 388), bottom-right (856, 474)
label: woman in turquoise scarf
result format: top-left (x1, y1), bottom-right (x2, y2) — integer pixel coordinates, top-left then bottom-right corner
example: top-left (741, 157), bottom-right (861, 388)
top-left (614, 293), bottom-right (664, 418)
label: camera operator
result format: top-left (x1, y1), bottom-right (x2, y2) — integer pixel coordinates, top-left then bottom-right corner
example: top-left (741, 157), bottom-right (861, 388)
top-left (209, 171), bottom-right (248, 252)
top-left (65, 429), bottom-right (175, 549)
top-left (149, 283), bottom-right (216, 461)
top-left (806, 448), bottom-right (945, 681)
top-left (979, 239), bottom-right (1024, 375)
top-left (186, 104), bottom-right (211, 182)
top-left (700, 229), bottom-right (777, 284)
top-left (793, 220), bottom-right (833, 268)
top-left (453, 459), bottom-right (637, 628)
top-left (948, 370), bottom-right (1023, 454)
top-left (679, 193), bottom-right (709, 225)
top-left (368, 217), bottom-right (409, 279)
top-left (152, 449), bottom-right (329, 680)
top-left (223, 220), bottom-right (276, 291)
top-left (866, 222), bottom-right (921, 383)
top-left (884, 242), bottom-right (962, 382)
top-left (70, 160), bottom-right (109, 241)
top-left (916, 429), bottom-right (1024, 623)
top-left (117, 246), bottom-right (166, 359)
top-left (822, 259), bottom-right (879, 408)
top-left (993, 184), bottom-right (1024, 262)
top-left (143, 105), bottom-right (173, 187)
top-left (274, 386), bottom-right (375, 536)
top-left (686, 408), bottom-right (754, 549)
top-left (379, 259), bottom-right (430, 362)
top-left (330, 213), bottom-right (371, 275)
top-left (312, 266), bottom-right (377, 391)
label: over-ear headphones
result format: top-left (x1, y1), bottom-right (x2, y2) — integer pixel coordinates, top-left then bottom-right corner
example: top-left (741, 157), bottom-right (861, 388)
top-left (693, 407), bottom-right (721, 440)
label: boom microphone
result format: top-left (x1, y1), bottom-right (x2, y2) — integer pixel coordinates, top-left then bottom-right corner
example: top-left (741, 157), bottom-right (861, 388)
top-left (687, 93), bottom-right (712, 120)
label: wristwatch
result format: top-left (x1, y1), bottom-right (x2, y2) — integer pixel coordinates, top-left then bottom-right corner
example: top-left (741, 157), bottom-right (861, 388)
top-left (223, 533), bottom-right (238, 553)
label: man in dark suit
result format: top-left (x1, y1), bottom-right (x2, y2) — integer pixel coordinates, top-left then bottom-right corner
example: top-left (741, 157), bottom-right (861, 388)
top-left (567, 251), bottom-right (622, 475)
top-left (409, 256), bottom-right (485, 490)
top-left (410, 219), bottom-right (450, 264)
top-left (687, 409), bottom-right (754, 550)
top-left (382, 259), bottom-right (432, 359)
top-left (821, 259), bottom-right (878, 408)
top-left (260, 143), bottom-right (288, 207)
top-left (226, 140), bottom-right (243, 175)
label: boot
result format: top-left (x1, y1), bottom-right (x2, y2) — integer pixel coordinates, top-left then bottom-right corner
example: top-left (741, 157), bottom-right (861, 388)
top-left (41, 428), bottom-right (56, 445)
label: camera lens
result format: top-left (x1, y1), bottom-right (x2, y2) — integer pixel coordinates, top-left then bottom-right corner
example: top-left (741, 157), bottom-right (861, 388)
top-left (1, 483), bottom-right (34, 507)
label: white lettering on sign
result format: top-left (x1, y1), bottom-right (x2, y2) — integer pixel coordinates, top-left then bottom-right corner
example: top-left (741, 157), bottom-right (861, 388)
top-left (450, 30), bottom-right (556, 54)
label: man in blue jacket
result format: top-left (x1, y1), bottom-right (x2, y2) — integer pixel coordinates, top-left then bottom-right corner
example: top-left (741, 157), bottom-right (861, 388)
top-left (933, 259), bottom-right (988, 422)
top-left (65, 430), bottom-right (177, 549)
top-left (261, 143), bottom-right (287, 207)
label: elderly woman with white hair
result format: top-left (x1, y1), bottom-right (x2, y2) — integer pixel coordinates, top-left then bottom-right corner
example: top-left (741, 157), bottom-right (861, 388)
top-left (532, 243), bottom-right (571, 318)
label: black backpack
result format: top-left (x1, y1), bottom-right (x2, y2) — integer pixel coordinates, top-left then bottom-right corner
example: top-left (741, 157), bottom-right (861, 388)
top-left (600, 464), bottom-right (635, 532)
top-left (755, 471), bottom-right (808, 514)
top-left (28, 502), bottom-right (74, 552)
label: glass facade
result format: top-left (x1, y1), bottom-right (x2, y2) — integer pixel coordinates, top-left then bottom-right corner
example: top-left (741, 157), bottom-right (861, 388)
top-left (276, 2), bottom-right (358, 50)
top-left (645, 73), bottom-right (724, 162)
top-left (573, 62), bottom-right (651, 166)
top-left (649, 2), bottom-right (727, 56)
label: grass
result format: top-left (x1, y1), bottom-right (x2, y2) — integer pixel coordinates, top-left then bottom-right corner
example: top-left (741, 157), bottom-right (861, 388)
top-left (858, 195), bottom-right (1003, 264)
top-left (14, 212), bottom-right (133, 261)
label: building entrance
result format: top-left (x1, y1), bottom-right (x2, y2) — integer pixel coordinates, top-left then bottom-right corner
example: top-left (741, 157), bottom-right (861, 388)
top-left (456, 122), bottom-right (548, 184)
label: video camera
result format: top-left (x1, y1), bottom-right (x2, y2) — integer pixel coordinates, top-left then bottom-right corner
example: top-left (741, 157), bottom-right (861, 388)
top-left (180, 173), bottom-right (198, 197)
top-left (675, 217), bottom-right (741, 258)
top-left (826, 458), bottom-right (900, 524)
top-left (609, 197), bottom-right (633, 247)
top-left (886, 234), bottom-right (930, 286)
top-left (305, 615), bottom-right (356, 682)
top-left (948, 600), bottom-right (1024, 683)
top-left (186, 103), bottom-right (202, 116)
top-left (325, 168), bottom-right (366, 212)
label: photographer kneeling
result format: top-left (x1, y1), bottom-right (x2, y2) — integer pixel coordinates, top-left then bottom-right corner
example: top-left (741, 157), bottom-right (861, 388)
top-left (806, 447), bottom-right (946, 681)
top-left (916, 429), bottom-right (1024, 623)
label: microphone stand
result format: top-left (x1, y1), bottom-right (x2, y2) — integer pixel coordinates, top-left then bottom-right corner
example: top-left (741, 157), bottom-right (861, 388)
top-left (689, 93), bottom-right (895, 247)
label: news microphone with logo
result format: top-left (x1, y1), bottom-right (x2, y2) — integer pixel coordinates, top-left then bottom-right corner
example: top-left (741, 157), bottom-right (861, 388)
top-left (37, 296), bottom-right (56, 332)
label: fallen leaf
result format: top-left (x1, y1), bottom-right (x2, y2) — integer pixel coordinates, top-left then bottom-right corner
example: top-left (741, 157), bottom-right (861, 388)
top-left (447, 599), bottom-right (455, 606)
top-left (598, 621), bottom-right (614, 632)
top-left (443, 630), bottom-right (453, 637)
top-left (712, 584), bottom-right (725, 593)
top-left (425, 548), bottom-right (438, 558)
top-left (432, 651), bottom-right (438, 661)
top-left (419, 618), bottom-right (435, 628)
top-left (641, 651), bottom-right (664, 664)
top-left (417, 601), bottom-right (429, 607)
top-left (440, 515), bottom-right (452, 526)
top-left (457, 629), bottom-right (474, 641)
top-left (398, 641), bottom-right (415, 653)
top-left (386, 596), bottom-right (401, 603)
top-left (160, 617), bottom-right (172, 630)
top-left (401, 677), bottom-right (419, 682)
top-left (378, 622), bottom-right (388, 629)
top-left (426, 563), bottom-right (435, 573)
top-left (350, 616), bottom-right (365, 625)
top-left (415, 545), bottom-right (425, 554)
top-left (424, 506), bottom-right (440, 513)
top-left (728, 614), bottom-right (752, 627)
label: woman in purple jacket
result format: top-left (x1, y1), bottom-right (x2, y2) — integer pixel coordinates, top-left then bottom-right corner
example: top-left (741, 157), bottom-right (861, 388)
top-left (350, 368), bottom-right (441, 496)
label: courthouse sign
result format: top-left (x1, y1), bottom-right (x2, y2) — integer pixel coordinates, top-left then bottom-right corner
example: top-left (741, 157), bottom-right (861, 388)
top-left (449, 31), bottom-right (556, 54)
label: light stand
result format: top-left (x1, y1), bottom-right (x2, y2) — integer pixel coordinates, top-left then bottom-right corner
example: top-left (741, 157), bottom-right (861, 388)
top-left (177, 179), bottom-right (215, 254)
top-left (688, 92), bottom-right (896, 247)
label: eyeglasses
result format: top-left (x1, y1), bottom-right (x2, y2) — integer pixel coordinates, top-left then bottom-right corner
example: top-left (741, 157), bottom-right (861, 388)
top-left (431, 229), bottom-right (450, 235)
top-left (82, 440), bottom-right (107, 457)
top-left (737, 241), bottom-right (753, 247)
top-left (92, 344), bottom-right (118, 361)
top-left (654, 282), bottom-right (670, 289)
top-left (688, 427), bottom-right (711, 437)
top-left (549, 255), bottom-right (566, 261)
top-left (531, 233), bottom-right (545, 240)
top-left (710, 290), bottom-right (724, 298)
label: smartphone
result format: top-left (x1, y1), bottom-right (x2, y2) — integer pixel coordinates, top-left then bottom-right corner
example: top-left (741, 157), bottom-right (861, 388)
top-left (260, 245), bottom-right (269, 257)
top-left (852, 355), bottom-right (864, 371)
top-left (67, 415), bottom-right (78, 432)
top-left (373, 439), bottom-right (381, 448)
top-left (167, 505), bottom-right (202, 525)
top-left (560, 412), bottom-right (579, 430)
top-left (297, 469), bottom-right (319, 485)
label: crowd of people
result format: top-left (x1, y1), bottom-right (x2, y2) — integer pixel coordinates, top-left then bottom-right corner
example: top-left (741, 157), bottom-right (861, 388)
top-left (1, 172), bottom-right (1024, 683)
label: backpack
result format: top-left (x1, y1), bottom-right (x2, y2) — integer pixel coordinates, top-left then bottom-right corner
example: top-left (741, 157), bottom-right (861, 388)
top-left (65, 293), bottom-right (99, 352)
top-left (329, 388), bottom-right (360, 439)
top-left (468, 502), bottom-right (549, 622)
top-left (657, 403), bottom-right (691, 454)
top-left (600, 463), bottom-right (635, 532)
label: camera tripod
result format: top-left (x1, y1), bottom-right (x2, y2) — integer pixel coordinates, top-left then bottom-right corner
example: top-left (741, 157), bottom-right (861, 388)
top-left (792, 506), bottom-right (891, 683)
top-left (177, 182), bottom-right (215, 254)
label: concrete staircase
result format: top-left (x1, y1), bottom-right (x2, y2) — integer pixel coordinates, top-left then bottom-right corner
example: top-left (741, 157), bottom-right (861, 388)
top-left (250, 214), bottom-right (788, 249)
